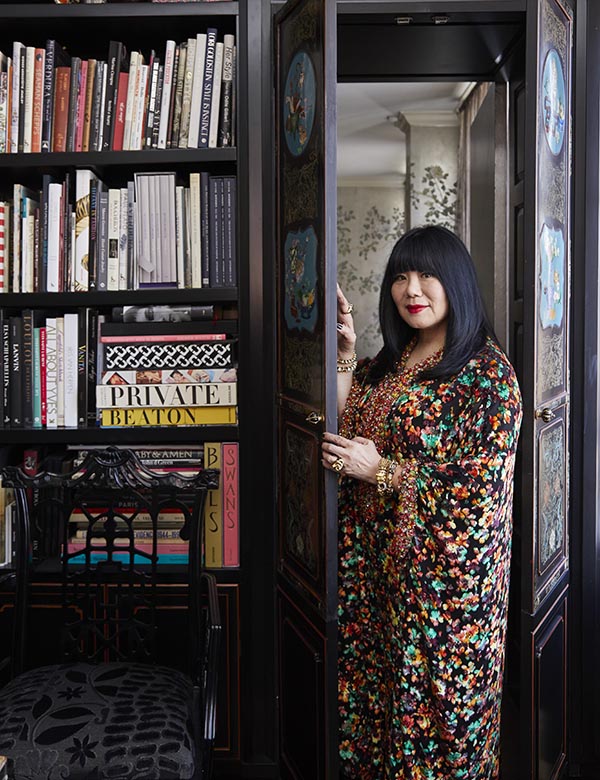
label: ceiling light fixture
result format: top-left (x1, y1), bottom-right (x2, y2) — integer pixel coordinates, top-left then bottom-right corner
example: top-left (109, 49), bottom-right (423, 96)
top-left (432, 15), bottom-right (449, 24)
top-left (394, 16), bottom-right (413, 25)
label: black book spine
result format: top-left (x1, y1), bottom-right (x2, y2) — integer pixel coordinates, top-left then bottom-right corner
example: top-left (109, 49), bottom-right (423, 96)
top-left (89, 178), bottom-right (98, 290)
top-left (165, 44), bottom-right (180, 150)
top-left (9, 316), bottom-right (23, 428)
top-left (87, 309), bottom-right (98, 425)
top-left (0, 310), bottom-right (4, 428)
top-left (22, 309), bottom-right (34, 428)
top-left (62, 172), bottom-right (71, 292)
top-left (103, 41), bottom-right (125, 151)
top-left (199, 28), bottom-right (217, 149)
top-left (90, 60), bottom-right (104, 152)
top-left (144, 58), bottom-right (160, 149)
top-left (208, 175), bottom-right (221, 287)
top-left (42, 41), bottom-right (56, 152)
top-left (223, 176), bottom-right (237, 287)
top-left (1, 314), bottom-right (9, 426)
top-left (18, 52), bottom-right (26, 153)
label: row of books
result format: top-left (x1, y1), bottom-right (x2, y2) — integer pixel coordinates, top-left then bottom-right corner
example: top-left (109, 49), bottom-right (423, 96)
top-left (68, 443), bottom-right (239, 567)
top-left (0, 30), bottom-right (235, 154)
top-left (0, 170), bottom-right (237, 293)
top-left (0, 307), bottom-right (238, 429)
top-left (0, 443), bottom-right (239, 569)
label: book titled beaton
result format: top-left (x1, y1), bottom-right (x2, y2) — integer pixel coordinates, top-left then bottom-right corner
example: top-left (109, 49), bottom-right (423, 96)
top-left (100, 406), bottom-right (237, 427)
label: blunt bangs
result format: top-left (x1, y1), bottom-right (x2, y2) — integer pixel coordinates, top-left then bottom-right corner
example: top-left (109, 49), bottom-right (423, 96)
top-left (387, 232), bottom-right (447, 280)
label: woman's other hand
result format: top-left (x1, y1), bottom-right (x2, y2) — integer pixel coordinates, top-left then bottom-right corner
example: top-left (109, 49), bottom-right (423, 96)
top-left (337, 284), bottom-right (356, 357)
top-left (322, 432), bottom-right (380, 484)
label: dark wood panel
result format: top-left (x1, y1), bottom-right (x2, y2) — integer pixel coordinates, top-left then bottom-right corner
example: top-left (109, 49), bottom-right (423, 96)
top-left (277, 589), bottom-right (326, 780)
top-left (534, 595), bottom-right (567, 780)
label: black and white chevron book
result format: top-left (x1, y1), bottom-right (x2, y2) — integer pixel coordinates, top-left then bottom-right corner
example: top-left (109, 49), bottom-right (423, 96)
top-left (104, 340), bottom-right (234, 370)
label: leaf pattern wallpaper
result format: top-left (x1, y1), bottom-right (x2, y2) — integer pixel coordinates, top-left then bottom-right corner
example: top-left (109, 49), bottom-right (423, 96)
top-left (337, 172), bottom-right (457, 359)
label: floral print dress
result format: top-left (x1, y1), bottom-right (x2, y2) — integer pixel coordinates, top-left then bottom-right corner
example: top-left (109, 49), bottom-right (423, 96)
top-left (338, 338), bottom-right (523, 780)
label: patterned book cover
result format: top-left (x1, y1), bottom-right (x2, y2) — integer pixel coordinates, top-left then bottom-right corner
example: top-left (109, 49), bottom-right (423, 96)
top-left (103, 340), bottom-right (234, 370)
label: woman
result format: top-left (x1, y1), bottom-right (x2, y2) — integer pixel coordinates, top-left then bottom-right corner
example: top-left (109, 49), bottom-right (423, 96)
top-left (322, 225), bottom-right (522, 780)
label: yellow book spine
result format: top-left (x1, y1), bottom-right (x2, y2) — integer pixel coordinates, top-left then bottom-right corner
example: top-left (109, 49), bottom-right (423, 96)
top-left (204, 442), bottom-right (223, 568)
top-left (100, 406), bottom-right (237, 427)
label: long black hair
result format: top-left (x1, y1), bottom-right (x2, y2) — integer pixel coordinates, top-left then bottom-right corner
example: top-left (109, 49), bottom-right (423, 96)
top-left (367, 224), bottom-right (497, 383)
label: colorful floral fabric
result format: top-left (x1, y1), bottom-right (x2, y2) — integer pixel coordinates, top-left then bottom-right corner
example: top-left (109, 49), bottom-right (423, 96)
top-left (338, 338), bottom-right (522, 780)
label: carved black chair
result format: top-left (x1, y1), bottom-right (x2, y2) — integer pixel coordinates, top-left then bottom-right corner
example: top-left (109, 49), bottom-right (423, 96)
top-left (0, 447), bottom-right (220, 780)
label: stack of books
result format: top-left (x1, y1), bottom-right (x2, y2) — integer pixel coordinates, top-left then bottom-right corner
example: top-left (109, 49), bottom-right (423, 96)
top-left (0, 31), bottom-right (236, 154)
top-left (97, 307), bottom-right (238, 428)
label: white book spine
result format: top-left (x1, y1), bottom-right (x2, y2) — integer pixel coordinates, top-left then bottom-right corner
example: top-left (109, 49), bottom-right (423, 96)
top-left (208, 42), bottom-right (224, 149)
top-left (10, 43), bottom-right (23, 154)
top-left (45, 318), bottom-right (58, 428)
top-left (187, 34), bottom-right (206, 149)
top-left (122, 51), bottom-right (139, 152)
top-left (47, 183), bottom-right (63, 292)
top-left (107, 187), bottom-right (121, 290)
top-left (157, 41), bottom-right (176, 149)
top-left (132, 64), bottom-right (149, 151)
top-left (56, 316), bottom-right (65, 427)
top-left (119, 187), bottom-right (128, 290)
top-left (74, 170), bottom-right (93, 292)
top-left (189, 173), bottom-right (201, 288)
top-left (63, 312), bottom-right (78, 428)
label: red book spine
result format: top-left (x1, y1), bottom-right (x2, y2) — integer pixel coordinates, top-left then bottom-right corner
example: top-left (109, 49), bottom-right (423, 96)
top-left (112, 71), bottom-right (128, 152)
top-left (40, 326), bottom-right (47, 426)
top-left (222, 441), bottom-right (239, 567)
top-left (99, 333), bottom-right (228, 343)
top-left (0, 202), bottom-right (5, 293)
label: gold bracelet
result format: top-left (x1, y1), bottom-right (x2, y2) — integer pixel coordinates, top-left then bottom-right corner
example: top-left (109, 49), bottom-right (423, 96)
top-left (375, 457), bottom-right (397, 496)
top-left (337, 351), bottom-right (357, 373)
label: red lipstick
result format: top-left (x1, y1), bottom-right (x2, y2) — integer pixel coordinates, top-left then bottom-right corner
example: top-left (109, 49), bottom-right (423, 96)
top-left (406, 305), bottom-right (428, 314)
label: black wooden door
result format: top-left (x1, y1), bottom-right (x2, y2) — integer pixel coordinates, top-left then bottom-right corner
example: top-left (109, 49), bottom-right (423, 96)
top-left (507, 0), bottom-right (573, 777)
top-left (274, 0), bottom-right (338, 777)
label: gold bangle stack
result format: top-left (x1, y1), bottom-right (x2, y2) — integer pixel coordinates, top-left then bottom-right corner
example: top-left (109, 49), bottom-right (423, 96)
top-left (375, 457), bottom-right (397, 496)
top-left (337, 351), bottom-right (357, 373)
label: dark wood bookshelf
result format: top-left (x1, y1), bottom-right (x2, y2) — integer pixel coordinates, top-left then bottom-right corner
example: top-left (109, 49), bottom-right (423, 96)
top-left (0, 148), bottom-right (237, 169)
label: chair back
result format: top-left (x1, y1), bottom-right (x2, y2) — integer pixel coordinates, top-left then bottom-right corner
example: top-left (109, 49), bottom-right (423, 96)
top-left (1, 447), bottom-right (219, 676)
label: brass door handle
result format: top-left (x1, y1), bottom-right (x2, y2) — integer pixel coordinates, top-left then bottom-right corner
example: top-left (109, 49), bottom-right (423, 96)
top-left (305, 412), bottom-right (324, 425)
top-left (535, 407), bottom-right (556, 423)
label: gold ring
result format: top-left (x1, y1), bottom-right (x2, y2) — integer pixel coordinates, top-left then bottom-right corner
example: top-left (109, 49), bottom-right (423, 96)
top-left (344, 303), bottom-right (354, 314)
top-left (331, 457), bottom-right (345, 473)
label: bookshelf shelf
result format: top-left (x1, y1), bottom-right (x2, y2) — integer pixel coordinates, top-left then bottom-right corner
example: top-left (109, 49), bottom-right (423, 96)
top-left (0, 288), bottom-right (238, 308)
top-left (0, 425), bottom-right (239, 445)
top-left (0, 148), bottom-right (237, 170)
top-left (0, 3), bottom-right (239, 21)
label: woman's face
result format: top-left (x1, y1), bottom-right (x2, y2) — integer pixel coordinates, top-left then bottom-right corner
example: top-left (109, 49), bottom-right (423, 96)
top-left (391, 270), bottom-right (449, 338)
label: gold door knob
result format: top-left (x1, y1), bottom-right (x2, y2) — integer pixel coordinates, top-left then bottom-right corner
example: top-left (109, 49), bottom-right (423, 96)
top-left (535, 407), bottom-right (556, 423)
top-left (305, 412), bottom-right (324, 425)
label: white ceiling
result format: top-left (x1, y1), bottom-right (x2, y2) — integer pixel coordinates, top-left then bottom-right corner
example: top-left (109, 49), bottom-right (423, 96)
top-left (336, 81), bottom-right (472, 185)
